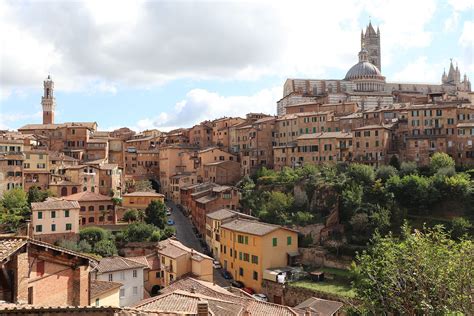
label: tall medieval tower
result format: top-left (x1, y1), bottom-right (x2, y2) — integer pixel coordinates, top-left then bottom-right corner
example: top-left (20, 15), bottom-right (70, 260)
top-left (42, 75), bottom-right (56, 125)
top-left (361, 22), bottom-right (381, 71)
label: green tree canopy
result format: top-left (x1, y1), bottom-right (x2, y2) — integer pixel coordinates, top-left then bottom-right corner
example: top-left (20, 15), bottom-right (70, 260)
top-left (79, 227), bottom-right (110, 246)
top-left (375, 165), bottom-right (398, 182)
top-left (352, 224), bottom-right (473, 314)
top-left (124, 222), bottom-right (159, 242)
top-left (430, 152), bottom-right (455, 173)
top-left (94, 239), bottom-right (118, 257)
top-left (123, 209), bottom-right (139, 222)
top-left (145, 200), bottom-right (167, 229)
top-left (27, 186), bottom-right (54, 204)
top-left (399, 161), bottom-right (418, 176)
top-left (347, 164), bottom-right (375, 186)
top-left (0, 188), bottom-right (30, 230)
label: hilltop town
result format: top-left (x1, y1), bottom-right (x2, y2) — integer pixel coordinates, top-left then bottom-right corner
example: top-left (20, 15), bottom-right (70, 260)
top-left (0, 22), bottom-right (473, 315)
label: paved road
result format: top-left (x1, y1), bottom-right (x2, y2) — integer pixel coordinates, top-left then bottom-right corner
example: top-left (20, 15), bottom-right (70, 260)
top-left (166, 201), bottom-right (230, 287)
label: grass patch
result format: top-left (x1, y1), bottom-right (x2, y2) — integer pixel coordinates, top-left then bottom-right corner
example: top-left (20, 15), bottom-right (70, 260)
top-left (291, 280), bottom-right (356, 298)
top-left (318, 267), bottom-right (352, 278)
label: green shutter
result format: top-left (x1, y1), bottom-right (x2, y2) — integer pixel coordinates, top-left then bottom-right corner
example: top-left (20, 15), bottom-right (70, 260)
top-left (287, 236), bottom-right (292, 245)
top-left (272, 237), bottom-right (277, 247)
top-left (51, 224), bottom-right (56, 232)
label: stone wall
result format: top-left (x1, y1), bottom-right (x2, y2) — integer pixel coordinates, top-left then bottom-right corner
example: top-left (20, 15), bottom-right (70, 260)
top-left (299, 247), bottom-right (352, 270)
top-left (119, 241), bottom-right (158, 257)
top-left (262, 279), bottom-right (352, 307)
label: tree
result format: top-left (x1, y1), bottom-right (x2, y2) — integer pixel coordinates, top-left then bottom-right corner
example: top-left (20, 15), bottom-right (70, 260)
top-left (430, 152), bottom-right (455, 173)
top-left (375, 165), bottom-right (398, 182)
top-left (347, 164), bottom-right (375, 186)
top-left (161, 226), bottom-right (176, 240)
top-left (352, 224), bottom-right (473, 314)
top-left (389, 155), bottom-right (400, 170)
top-left (399, 161), bottom-right (418, 176)
top-left (0, 188), bottom-right (30, 229)
top-left (145, 200), bottom-right (167, 229)
top-left (27, 186), bottom-right (54, 204)
top-left (123, 209), bottom-right (139, 223)
top-left (79, 227), bottom-right (110, 246)
top-left (134, 180), bottom-right (153, 192)
top-left (259, 191), bottom-right (294, 225)
top-left (94, 239), bottom-right (118, 257)
top-left (124, 222), bottom-right (158, 242)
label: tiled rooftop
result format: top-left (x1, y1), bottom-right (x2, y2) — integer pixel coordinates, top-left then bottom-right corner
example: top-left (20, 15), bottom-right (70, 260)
top-left (96, 256), bottom-right (148, 273)
top-left (90, 280), bottom-right (123, 298)
top-left (64, 191), bottom-right (112, 202)
top-left (31, 197), bottom-right (80, 211)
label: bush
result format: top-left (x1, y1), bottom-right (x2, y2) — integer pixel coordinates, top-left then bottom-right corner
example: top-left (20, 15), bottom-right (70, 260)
top-left (123, 209), bottom-right (139, 222)
top-left (451, 217), bottom-right (472, 240)
top-left (375, 165), bottom-right (398, 182)
top-left (124, 222), bottom-right (158, 242)
top-left (347, 164), bottom-right (375, 185)
top-left (149, 230), bottom-right (162, 242)
top-left (94, 239), bottom-right (118, 257)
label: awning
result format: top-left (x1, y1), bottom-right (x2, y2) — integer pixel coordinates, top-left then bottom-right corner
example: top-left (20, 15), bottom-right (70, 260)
top-left (287, 251), bottom-right (300, 257)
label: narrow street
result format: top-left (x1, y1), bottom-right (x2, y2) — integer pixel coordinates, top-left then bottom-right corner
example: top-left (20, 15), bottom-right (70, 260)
top-left (166, 201), bottom-right (230, 287)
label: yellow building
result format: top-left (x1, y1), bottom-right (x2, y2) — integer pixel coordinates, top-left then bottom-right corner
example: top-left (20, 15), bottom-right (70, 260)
top-left (90, 280), bottom-right (122, 307)
top-left (157, 238), bottom-right (213, 287)
top-left (122, 191), bottom-right (165, 209)
top-left (23, 150), bottom-right (50, 192)
top-left (220, 219), bottom-right (298, 292)
top-left (205, 208), bottom-right (256, 260)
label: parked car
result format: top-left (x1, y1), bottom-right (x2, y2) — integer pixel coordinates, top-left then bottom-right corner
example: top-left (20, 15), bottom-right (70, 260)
top-left (252, 294), bottom-right (269, 302)
top-left (167, 219), bottom-right (175, 225)
top-left (213, 260), bottom-right (222, 269)
top-left (166, 209), bottom-right (171, 216)
top-left (230, 280), bottom-right (245, 288)
top-left (221, 270), bottom-right (233, 280)
top-left (242, 287), bottom-right (255, 295)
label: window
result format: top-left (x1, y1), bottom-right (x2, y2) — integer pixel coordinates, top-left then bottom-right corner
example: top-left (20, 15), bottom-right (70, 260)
top-left (251, 255), bottom-right (258, 264)
top-left (133, 286), bottom-right (138, 295)
top-left (120, 288), bottom-right (125, 297)
top-left (243, 253), bottom-right (250, 262)
top-left (51, 224), bottom-right (56, 232)
top-left (36, 225), bottom-right (42, 232)
top-left (272, 237), bottom-right (277, 247)
top-left (64, 210), bottom-right (70, 217)
top-left (133, 270), bottom-right (137, 278)
top-left (156, 272), bottom-right (160, 278)
top-left (239, 252), bottom-right (243, 260)
top-left (120, 271), bottom-right (125, 280)
top-left (253, 271), bottom-right (258, 281)
top-left (108, 274), bottom-right (113, 281)
top-left (287, 236), bottom-right (292, 245)
top-left (51, 211), bottom-right (56, 218)
top-left (95, 298), bottom-right (100, 306)
top-left (239, 267), bottom-right (244, 276)
top-left (66, 223), bottom-right (72, 231)
top-left (38, 212), bottom-right (43, 219)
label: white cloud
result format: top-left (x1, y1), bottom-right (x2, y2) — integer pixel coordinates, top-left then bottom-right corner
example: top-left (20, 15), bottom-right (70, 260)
top-left (445, 0), bottom-right (472, 31)
top-left (0, 111), bottom-right (42, 130)
top-left (0, 0), bottom-right (452, 98)
top-left (459, 21), bottom-right (473, 48)
top-left (391, 57), bottom-right (443, 83)
top-left (134, 87), bottom-right (280, 132)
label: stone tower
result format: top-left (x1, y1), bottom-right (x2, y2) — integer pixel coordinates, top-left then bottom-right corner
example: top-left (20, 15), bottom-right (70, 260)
top-left (42, 75), bottom-right (56, 125)
top-left (361, 22), bottom-right (381, 71)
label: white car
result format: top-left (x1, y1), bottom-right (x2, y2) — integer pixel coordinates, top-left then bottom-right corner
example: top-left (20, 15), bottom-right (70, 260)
top-left (213, 260), bottom-right (222, 269)
top-left (166, 207), bottom-right (172, 216)
top-left (252, 294), bottom-right (268, 302)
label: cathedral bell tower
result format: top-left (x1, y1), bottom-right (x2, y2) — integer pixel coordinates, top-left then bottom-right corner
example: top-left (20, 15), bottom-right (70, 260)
top-left (42, 75), bottom-right (56, 125)
top-left (361, 21), bottom-right (381, 71)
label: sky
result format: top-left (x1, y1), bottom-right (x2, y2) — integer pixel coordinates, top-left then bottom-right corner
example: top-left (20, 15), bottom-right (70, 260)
top-left (0, 0), bottom-right (472, 132)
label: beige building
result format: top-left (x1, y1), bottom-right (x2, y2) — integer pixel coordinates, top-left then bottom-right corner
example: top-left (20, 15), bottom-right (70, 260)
top-left (31, 197), bottom-right (80, 244)
top-left (23, 150), bottom-right (50, 192)
top-left (170, 173), bottom-right (197, 204)
top-left (203, 160), bottom-right (241, 185)
top-left (90, 280), bottom-right (122, 307)
top-left (122, 191), bottom-right (165, 209)
top-left (353, 125), bottom-right (393, 167)
top-left (157, 238), bottom-right (213, 287)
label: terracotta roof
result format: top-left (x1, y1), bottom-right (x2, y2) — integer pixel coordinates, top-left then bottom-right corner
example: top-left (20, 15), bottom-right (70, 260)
top-left (157, 277), bottom-right (299, 316)
top-left (157, 239), bottom-right (212, 260)
top-left (127, 256), bottom-right (151, 269)
top-left (195, 195), bottom-right (217, 204)
top-left (135, 290), bottom-right (243, 315)
top-left (0, 238), bottom-right (27, 262)
top-left (31, 197), bottom-right (80, 211)
top-left (294, 297), bottom-right (344, 316)
top-left (18, 122), bottom-right (97, 131)
top-left (90, 280), bottom-right (123, 298)
top-left (354, 124), bottom-right (391, 130)
top-left (96, 256), bottom-right (148, 273)
top-left (64, 191), bottom-right (112, 202)
top-left (99, 163), bottom-right (119, 170)
top-left (206, 209), bottom-right (256, 221)
top-left (212, 185), bottom-right (233, 193)
top-left (123, 191), bottom-right (165, 197)
top-left (0, 237), bottom-right (97, 263)
top-left (221, 219), bottom-right (294, 236)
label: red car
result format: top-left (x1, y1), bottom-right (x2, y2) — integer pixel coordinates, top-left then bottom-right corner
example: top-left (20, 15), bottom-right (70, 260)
top-left (242, 287), bottom-right (255, 295)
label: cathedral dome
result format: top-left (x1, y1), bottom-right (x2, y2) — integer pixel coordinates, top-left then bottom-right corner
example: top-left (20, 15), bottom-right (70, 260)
top-left (344, 49), bottom-right (383, 80)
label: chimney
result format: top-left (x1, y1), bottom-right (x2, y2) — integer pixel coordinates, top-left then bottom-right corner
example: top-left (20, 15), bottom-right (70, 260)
top-left (197, 300), bottom-right (208, 316)
top-left (304, 307), bottom-right (312, 316)
top-left (190, 285), bottom-right (196, 293)
top-left (25, 220), bottom-right (32, 238)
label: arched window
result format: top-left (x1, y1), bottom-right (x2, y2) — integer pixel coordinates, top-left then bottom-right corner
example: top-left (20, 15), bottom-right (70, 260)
top-left (72, 187), bottom-right (78, 194)
top-left (88, 217), bottom-right (95, 223)
top-left (60, 187), bottom-right (68, 196)
top-left (88, 206), bottom-right (94, 212)
top-left (81, 218), bottom-right (86, 225)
